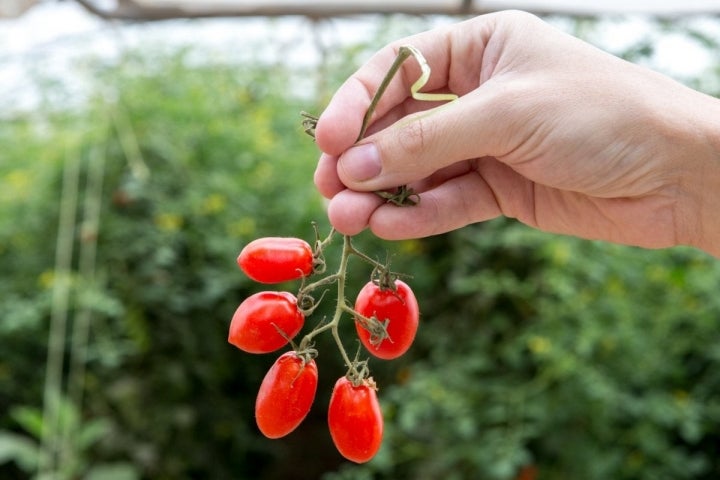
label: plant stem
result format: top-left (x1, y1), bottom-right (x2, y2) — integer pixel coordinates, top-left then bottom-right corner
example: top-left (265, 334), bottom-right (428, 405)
top-left (298, 272), bottom-right (341, 297)
top-left (357, 46), bottom-right (413, 142)
top-left (298, 234), bottom-right (357, 375)
top-left (346, 243), bottom-right (382, 268)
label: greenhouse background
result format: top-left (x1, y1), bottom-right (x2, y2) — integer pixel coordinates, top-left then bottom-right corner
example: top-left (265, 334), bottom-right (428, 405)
top-left (1, 1), bottom-right (720, 479)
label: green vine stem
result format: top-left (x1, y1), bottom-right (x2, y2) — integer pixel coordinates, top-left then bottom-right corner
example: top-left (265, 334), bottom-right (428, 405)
top-left (297, 234), bottom-right (355, 376)
top-left (356, 46), bottom-right (413, 141)
top-left (296, 232), bottom-right (396, 383)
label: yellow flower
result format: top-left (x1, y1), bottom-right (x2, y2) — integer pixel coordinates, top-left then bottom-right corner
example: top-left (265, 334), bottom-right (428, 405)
top-left (201, 193), bottom-right (227, 215)
top-left (1, 169), bottom-right (31, 202)
top-left (38, 270), bottom-right (56, 289)
top-left (548, 241), bottom-right (570, 265)
top-left (398, 239), bottom-right (424, 255)
top-left (228, 217), bottom-right (256, 237)
top-left (251, 107), bottom-right (276, 153)
top-left (673, 389), bottom-right (690, 407)
top-left (527, 335), bottom-right (552, 355)
top-left (155, 213), bottom-right (184, 232)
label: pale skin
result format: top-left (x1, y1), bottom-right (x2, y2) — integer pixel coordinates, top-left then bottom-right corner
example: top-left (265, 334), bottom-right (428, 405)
top-left (313, 10), bottom-right (720, 258)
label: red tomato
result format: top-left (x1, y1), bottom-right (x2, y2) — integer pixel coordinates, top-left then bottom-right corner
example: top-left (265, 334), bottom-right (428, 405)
top-left (354, 279), bottom-right (419, 360)
top-left (328, 376), bottom-right (383, 463)
top-left (515, 465), bottom-right (538, 480)
top-left (255, 351), bottom-right (318, 439)
top-left (228, 291), bottom-right (304, 353)
top-left (238, 237), bottom-right (313, 284)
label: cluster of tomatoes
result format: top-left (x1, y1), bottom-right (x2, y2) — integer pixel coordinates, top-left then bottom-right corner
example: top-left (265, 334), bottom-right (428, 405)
top-left (228, 232), bottom-right (419, 463)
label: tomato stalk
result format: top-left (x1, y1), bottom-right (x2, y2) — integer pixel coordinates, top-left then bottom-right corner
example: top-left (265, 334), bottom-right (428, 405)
top-left (355, 46), bottom-right (414, 142)
top-left (297, 234), bottom-right (358, 380)
top-left (295, 232), bottom-right (400, 384)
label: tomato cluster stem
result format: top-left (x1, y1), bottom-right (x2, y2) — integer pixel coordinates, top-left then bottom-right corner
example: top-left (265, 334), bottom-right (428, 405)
top-left (296, 233), bottom-right (394, 382)
top-left (299, 235), bottom-right (353, 374)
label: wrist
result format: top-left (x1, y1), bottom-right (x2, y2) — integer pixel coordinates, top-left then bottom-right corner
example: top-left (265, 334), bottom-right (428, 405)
top-left (675, 91), bottom-right (720, 257)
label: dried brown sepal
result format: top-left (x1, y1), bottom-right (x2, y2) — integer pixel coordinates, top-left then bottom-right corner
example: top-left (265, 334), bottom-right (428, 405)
top-left (375, 185), bottom-right (420, 206)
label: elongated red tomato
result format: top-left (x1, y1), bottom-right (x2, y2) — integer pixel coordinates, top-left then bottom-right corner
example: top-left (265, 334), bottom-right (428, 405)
top-left (238, 237), bottom-right (313, 284)
top-left (228, 291), bottom-right (304, 353)
top-left (328, 376), bottom-right (383, 463)
top-left (354, 279), bottom-right (419, 360)
top-left (255, 352), bottom-right (318, 439)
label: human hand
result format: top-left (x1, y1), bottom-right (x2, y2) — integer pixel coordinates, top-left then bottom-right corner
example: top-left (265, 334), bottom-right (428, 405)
top-left (314, 10), bottom-right (720, 257)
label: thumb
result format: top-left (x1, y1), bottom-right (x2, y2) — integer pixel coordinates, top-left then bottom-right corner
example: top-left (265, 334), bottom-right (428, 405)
top-left (336, 86), bottom-right (516, 192)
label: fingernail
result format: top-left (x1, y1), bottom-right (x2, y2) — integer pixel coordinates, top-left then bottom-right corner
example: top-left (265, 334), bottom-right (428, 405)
top-left (339, 143), bottom-right (381, 182)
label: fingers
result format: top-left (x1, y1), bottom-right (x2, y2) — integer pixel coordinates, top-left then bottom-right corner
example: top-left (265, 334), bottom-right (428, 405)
top-left (326, 190), bottom-right (386, 236)
top-left (314, 74), bottom-right (371, 156)
top-left (334, 88), bottom-right (521, 192)
top-left (368, 171), bottom-right (505, 239)
top-left (327, 172), bottom-right (504, 239)
top-left (327, 158), bottom-right (530, 239)
top-left (314, 153), bottom-right (344, 198)
top-left (313, 13), bottom-right (515, 199)
top-left (313, 91), bottom-right (468, 199)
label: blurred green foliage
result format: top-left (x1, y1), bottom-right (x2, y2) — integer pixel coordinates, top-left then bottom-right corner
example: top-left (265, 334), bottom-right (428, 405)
top-left (1, 14), bottom-right (720, 480)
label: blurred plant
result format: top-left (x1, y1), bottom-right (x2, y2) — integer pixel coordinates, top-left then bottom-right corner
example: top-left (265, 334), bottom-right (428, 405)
top-left (0, 394), bottom-right (139, 480)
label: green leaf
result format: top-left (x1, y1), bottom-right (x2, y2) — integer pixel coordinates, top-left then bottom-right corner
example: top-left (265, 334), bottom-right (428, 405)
top-left (0, 431), bottom-right (39, 471)
top-left (10, 406), bottom-right (44, 439)
top-left (76, 418), bottom-right (112, 451)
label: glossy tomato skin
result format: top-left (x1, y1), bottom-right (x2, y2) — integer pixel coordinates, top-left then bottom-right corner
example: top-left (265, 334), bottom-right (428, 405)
top-left (238, 237), bottom-right (313, 284)
top-left (228, 291), bottom-right (304, 353)
top-left (328, 376), bottom-right (383, 464)
top-left (255, 352), bottom-right (318, 439)
top-left (354, 280), bottom-right (419, 360)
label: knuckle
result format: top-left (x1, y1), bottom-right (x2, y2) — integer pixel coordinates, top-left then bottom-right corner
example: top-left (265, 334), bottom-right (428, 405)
top-left (396, 116), bottom-right (432, 159)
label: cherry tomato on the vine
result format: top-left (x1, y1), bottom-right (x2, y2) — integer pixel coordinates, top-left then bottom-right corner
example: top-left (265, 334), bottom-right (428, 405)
top-left (238, 237), bottom-right (314, 284)
top-left (328, 376), bottom-right (384, 464)
top-left (354, 279), bottom-right (419, 360)
top-left (255, 351), bottom-right (318, 439)
top-left (228, 291), bottom-right (304, 354)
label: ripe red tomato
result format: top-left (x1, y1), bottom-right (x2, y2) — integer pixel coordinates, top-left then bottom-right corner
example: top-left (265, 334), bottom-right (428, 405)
top-left (354, 279), bottom-right (419, 360)
top-left (238, 237), bottom-right (314, 284)
top-left (255, 351), bottom-right (318, 439)
top-left (328, 376), bottom-right (383, 463)
top-left (228, 291), bottom-right (304, 353)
